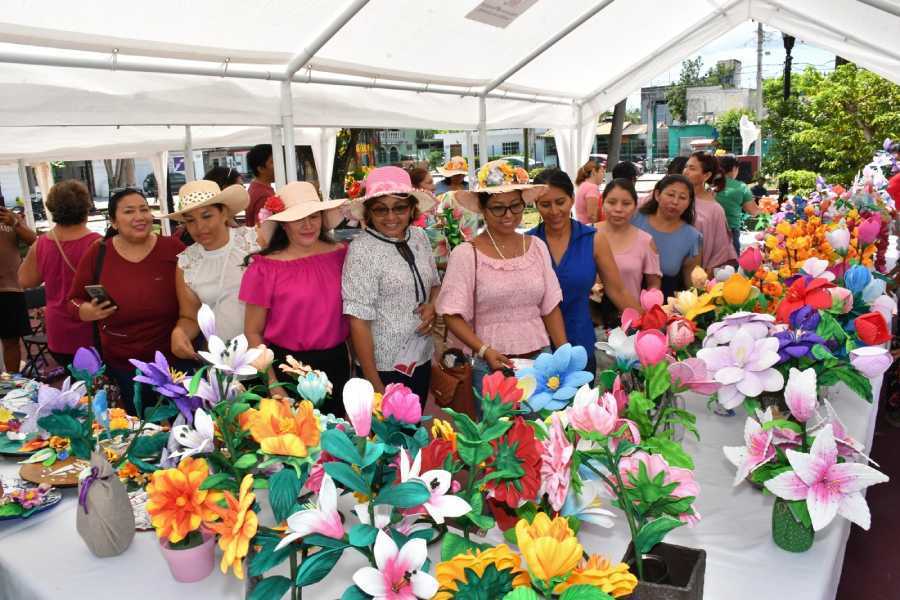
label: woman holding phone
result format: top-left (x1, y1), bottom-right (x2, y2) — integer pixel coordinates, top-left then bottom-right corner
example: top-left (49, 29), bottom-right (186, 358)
top-left (68, 189), bottom-right (184, 414)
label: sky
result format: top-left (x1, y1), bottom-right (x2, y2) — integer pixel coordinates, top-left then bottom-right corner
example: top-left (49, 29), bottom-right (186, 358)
top-left (624, 21), bottom-right (837, 110)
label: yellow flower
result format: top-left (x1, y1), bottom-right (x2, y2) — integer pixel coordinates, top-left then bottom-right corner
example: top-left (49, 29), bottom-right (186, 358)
top-left (372, 392), bottom-right (384, 420)
top-left (146, 457), bottom-right (222, 544)
top-left (722, 274), bottom-right (753, 305)
top-left (435, 544), bottom-right (531, 599)
top-left (556, 554), bottom-right (638, 597)
top-left (776, 221), bottom-right (792, 236)
top-left (48, 436), bottom-right (70, 452)
top-left (103, 447), bottom-right (120, 464)
top-left (689, 265), bottom-right (708, 289)
top-left (665, 289), bottom-right (715, 322)
top-left (117, 461), bottom-right (147, 485)
top-left (108, 408), bottom-right (130, 431)
top-left (206, 474), bottom-right (259, 580)
top-left (242, 398), bottom-right (320, 458)
top-left (431, 419), bottom-right (457, 451)
top-left (769, 247), bottom-right (786, 263)
top-left (515, 513), bottom-right (583, 584)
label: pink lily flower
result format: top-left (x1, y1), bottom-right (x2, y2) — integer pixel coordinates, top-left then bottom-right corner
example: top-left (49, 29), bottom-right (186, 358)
top-left (669, 358), bottom-right (720, 395)
top-left (275, 473), bottom-right (345, 549)
top-left (566, 384), bottom-right (640, 442)
top-left (784, 367), bottom-right (817, 423)
top-left (342, 378), bottom-right (374, 437)
top-left (809, 400), bottom-right (867, 460)
top-left (539, 412), bottom-right (574, 512)
top-left (764, 425), bottom-right (888, 531)
top-left (723, 417), bottom-right (776, 486)
top-left (398, 449), bottom-right (471, 524)
top-left (353, 530), bottom-right (438, 600)
top-left (696, 329), bottom-right (784, 409)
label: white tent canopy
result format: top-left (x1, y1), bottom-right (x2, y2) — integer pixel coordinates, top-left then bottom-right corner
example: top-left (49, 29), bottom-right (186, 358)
top-left (0, 0), bottom-right (897, 190)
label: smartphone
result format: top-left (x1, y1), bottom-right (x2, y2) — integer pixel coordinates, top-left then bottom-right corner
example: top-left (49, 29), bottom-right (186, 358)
top-left (84, 284), bottom-right (116, 307)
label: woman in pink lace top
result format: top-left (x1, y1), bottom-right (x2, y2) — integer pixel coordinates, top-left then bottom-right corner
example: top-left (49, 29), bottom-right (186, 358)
top-left (683, 152), bottom-right (737, 273)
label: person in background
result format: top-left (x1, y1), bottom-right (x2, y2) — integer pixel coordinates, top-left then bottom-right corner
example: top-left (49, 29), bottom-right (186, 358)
top-left (750, 174), bottom-right (769, 200)
top-left (343, 167), bottom-right (440, 403)
top-left (242, 182), bottom-right (349, 414)
top-left (886, 142), bottom-right (900, 205)
top-left (408, 166), bottom-right (436, 194)
top-left (434, 157), bottom-right (468, 194)
top-left (0, 203), bottom-right (36, 373)
top-left (18, 180), bottom-right (100, 368)
top-left (611, 161), bottom-right (639, 185)
top-left (683, 152), bottom-right (737, 272)
top-left (68, 189), bottom-right (184, 414)
top-left (165, 181), bottom-right (256, 360)
top-left (203, 165), bottom-right (244, 190)
top-left (715, 154), bottom-right (759, 255)
top-left (529, 168), bottom-right (641, 375)
top-left (574, 159), bottom-right (605, 224)
top-left (596, 178), bottom-right (662, 303)
top-left (667, 156), bottom-right (688, 176)
top-left (245, 144), bottom-right (275, 227)
top-left (438, 160), bottom-right (567, 397)
top-left (632, 175), bottom-right (702, 298)
top-left (776, 179), bottom-right (791, 207)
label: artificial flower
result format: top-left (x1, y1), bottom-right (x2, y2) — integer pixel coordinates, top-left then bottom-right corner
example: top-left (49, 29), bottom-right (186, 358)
top-left (862, 278), bottom-right (887, 303)
top-left (668, 358), bottom-right (720, 395)
top-left (353, 530), bottom-right (438, 600)
top-left (722, 273), bottom-right (753, 305)
top-left (242, 398), bottom-right (320, 457)
top-left (640, 288), bottom-right (664, 310)
top-left (664, 289), bottom-right (717, 322)
top-left (703, 312), bottom-right (775, 347)
top-left (206, 474), bottom-right (258, 579)
top-left (737, 246), bottom-right (763, 274)
top-left (857, 214), bottom-right (882, 244)
top-left (381, 383), bottom-right (422, 424)
top-left (130, 352), bottom-right (199, 422)
top-left (353, 502), bottom-right (392, 529)
top-left (343, 378), bottom-right (374, 437)
top-left (800, 257), bottom-right (835, 281)
top-left (775, 277), bottom-right (834, 323)
top-left (634, 330), bottom-right (668, 366)
top-left (870, 294), bottom-right (897, 329)
top-left (854, 312), bottom-right (891, 345)
top-left (690, 265), bottom-right (709, 288)
top-left (250, 345), bottom-right (274, 373)
top-left (516, 513), bottom-right (583, 583)
top-left (434, 544), bottom-right (530, 600)
top-left (622, 304), bottom-right (669, 332)
top-left (485, 417), bottom-right (542, 508)
top-left (825, 226), bottom-right (850, 253)
top-left (773, 328), bottom-right (826, 363)
top-left (667, 318), bottom-right (696, 350)
top-left (539, 412), bottom-right (573, 511)
top-left (595, 328), bottom-right (638, 369)
top-left (19, 377), bottom-right (87, 434)
top-left (828, 287), bottom-right (854, 314)
top-left (276, 473), bottom-right (344, 549)
top-left (117, 461), bottom-right (148, 485)
top-left (789, 305), bottom-right (821, 332)
top-left (279, 355), bottom-right (313, 377)
top-left (108, 407), bottom-right (130, 431)
top-left (419, 438), bottom-right (455, 474)
top-left (843, 265), bottom-right (872, 295)
top-left (431, 418), bottom-right (457, 451)
top-left (723, 416), bottom-right (776, 486)
top-left (849, 346), bottom-right (894, 377)
top-left (415, 468), bottom-right (472, 524)
top-left (618, 451), bottom-right (700, 524)
top-left (696, 329), bottom-right (785, 409)
top-left (784, 367), bottom-right (817, 423)
top-left (146, 457), bottom-right (222, 544)
top-left (197, 327), bottom-right (263, 378)
top-left (765, 425), bottom-right (888, 531)
top-left (560, 479), bottom-right (616, 528)
top-left (170, 408), bottom-right (215, 460)
top-left (71, 346), bottom-right (103, 377)
top-left (8, 483), bottom-right (51, 509)
top-left (566, 384), bottom-right (632, 438)
top-left (517, 344), bottom-right (593, 411)
top-left (555, 554), bottom-right (638, 597)
top-left (714, 265), bottom-right (736, 282)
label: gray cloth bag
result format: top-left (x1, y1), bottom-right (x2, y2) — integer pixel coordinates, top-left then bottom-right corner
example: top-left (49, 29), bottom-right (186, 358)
top-left (76, 451), bottom-right (135, 557)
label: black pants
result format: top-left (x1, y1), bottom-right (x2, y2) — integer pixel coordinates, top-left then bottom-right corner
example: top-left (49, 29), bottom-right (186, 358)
top-left (106, 365), bottom-right (155, 417)
top-left (269, 342), bottom-right (351, 418)
top-left (378, 362), bottom-right (432, 410)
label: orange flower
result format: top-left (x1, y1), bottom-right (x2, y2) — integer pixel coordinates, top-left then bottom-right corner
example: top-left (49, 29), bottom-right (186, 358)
top-left (146, 457), bottom-right (222, 543)
top-left (762, 281), bottom-right (783, 298)
top-left (18, 438), bottom-right (49, 453)
top-left (556, 554), bottom-right (638, 597)
top-left (109, 408), bottom-right (130, 430)
top-left (48, 436), bottom-right (70, 452)
top-left (435, 544), bottom-right (531, 599)
top-left (242, 398), bottom-right (320, 457)
top-left (516, 513), bottom-right (583, 583)
top-left (206, 474), bottom-right (258, 580)
top-left (118, 461), bottom-right (147, 485)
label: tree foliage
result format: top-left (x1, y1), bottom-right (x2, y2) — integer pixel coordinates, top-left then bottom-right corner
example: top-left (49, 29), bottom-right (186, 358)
top-left (665, 57), bottom-right (737, 123)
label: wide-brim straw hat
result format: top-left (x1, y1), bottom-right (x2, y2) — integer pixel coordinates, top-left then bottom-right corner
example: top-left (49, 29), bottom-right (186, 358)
top-left (437, 157), bottom-right (469, 177)
top-left (454, 159), bottom-right (543, 213)
top-left (163, 180), bottom-right (249, 221)
top-left (348, 166), bottom-right (436, 221)
top-left (263, 181), bottom-right (348, 229)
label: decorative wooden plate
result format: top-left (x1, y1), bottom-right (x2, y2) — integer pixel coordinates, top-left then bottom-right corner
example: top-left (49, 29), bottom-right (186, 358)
top-left (19, 456), bottom-right (89, 488)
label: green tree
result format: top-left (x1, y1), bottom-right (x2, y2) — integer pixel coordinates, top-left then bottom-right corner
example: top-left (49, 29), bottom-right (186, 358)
top-left (760, 67), bottom-right (826, 178)
top-left (665, 57), bottom-right (704, 123)
top-left (715, 108), bottom-right (757, 153)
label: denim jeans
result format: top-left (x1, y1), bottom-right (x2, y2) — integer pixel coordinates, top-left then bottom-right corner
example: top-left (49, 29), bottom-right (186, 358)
top-left (731, 227), bottom-right (742, 256)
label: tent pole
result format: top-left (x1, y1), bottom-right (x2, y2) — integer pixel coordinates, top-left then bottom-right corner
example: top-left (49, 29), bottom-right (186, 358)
top-left (478, 97), bottom-right (488, 168)
top-left (16, 159), bottom-right (34, 229)
top-left (271, 126), bottom-right (287, 187)
top-left (284, 0), bottom-right (370, 77)
top-left (464, 130), bottom-right (476, 184)
top-left (575, 103), bottom-right (584, 167)
top-left (858, 0), bottom-right (900, 19)
top-left (281, 82), bottom-right (298, 183)
top-left (183, 125), bottom-right (196, 182)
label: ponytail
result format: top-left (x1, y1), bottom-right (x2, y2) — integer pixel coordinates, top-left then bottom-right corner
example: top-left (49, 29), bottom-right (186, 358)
top-left (103, 226), bottom-right (117, 239)
top-left (690, 151), bottom-right (725, 193)
top-left (575, 159), bottom-right (599, 185)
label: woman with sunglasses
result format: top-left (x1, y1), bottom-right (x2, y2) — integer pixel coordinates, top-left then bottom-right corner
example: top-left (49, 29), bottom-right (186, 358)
top-left (342, 167), bottom-right (440, 403)
top-left (68, 188), bottom-right (185, 414)
top-left (437, 161), bottom-right (566, 396)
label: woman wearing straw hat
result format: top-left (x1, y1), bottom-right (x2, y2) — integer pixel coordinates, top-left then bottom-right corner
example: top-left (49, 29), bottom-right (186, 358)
top-left (163, 180), bottom-right (257, 359)
top-left (435, 156), bottom-right (468, 195)
top-left (342, 166), bottom-right (440, 403)
top-left (239, 182), bottom-right (349, 414)
top-left (436, 160), bottom-right (567, 398)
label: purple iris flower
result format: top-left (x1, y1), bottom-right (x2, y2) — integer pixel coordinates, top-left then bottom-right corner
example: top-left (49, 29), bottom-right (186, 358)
top-left (789, 306), bottom-right (821, 332)
top-left (72, 346), bottom-right (103, 375)
top-left (774, 329), bottom-right (827, 363)
top-left (129, 352), bottom-right (200, 423)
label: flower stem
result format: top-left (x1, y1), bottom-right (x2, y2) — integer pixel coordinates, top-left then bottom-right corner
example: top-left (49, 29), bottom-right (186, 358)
top-left (649, 391), bottom-right (672, 438)
top-left (114, 393), bottom-right (168, 470)
top-left (290, 551), bottom-right (298, 600)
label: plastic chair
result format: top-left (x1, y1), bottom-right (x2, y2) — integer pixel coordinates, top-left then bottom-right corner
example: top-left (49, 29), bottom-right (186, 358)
top-left (21, 286), bottom-right (52, 379)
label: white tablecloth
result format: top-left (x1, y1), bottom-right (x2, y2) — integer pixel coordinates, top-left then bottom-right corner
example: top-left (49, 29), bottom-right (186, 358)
top-left (0, 378), bottom-right (881, 600)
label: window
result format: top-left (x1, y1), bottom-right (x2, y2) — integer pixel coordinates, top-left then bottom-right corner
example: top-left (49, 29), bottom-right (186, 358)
top-left (501, 141), bottom-right (520, 155)
top-left (472, 144), bottom-right (479, 157)
top-left (449, 144), bottom-right (462, 157)
top-left (389, 147), bottom-right (400, 163)
top-left (376, 147), bottom-right (387, 165)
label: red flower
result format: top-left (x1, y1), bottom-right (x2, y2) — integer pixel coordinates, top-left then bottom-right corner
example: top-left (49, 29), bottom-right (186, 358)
top-left (622, 304), bottom-right (669, 332)
top-left (855, 312), bottom-right (891, 345)
top-left (481, 371), bottom-right (524, 406)
top-left (484, 417), bottom-right (542, 508)
top-left (419, 438), bottom-right (454, 473)
top-left (775, 277), bottom-right (834, 323)
top-left (485, 497), bottom-right (519, 531)
top-left (346, 181), bottom-right (362, 199)
top-left (264, 195), bottom-right (285, 213)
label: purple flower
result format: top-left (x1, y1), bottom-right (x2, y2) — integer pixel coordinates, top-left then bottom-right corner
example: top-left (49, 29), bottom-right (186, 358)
top-left (703, 312), bottom-right (775, 348)
top-left (72, 346), bottom-right (103, 376)
top-left (129, 352), bottom-right (199, 422)
top-left (789, 306), bottom-right (821, 332)
top-left (774, 329), bottom-right (827, 362)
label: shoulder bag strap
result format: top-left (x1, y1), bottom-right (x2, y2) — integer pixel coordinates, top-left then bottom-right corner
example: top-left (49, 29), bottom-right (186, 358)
top-left (471, 241), bottom-right (477, 336)
top-left (50, 231), bottom-right (78, 273)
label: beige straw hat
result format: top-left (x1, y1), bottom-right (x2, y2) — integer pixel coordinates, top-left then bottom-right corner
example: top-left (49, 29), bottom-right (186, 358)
top-left (163, 180), bottom-right (249, 221)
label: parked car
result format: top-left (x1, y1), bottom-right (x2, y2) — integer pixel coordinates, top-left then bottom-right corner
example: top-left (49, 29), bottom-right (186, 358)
top-left (142, 172), bottom-right (187, 199)
top-left (500, 155), bottom-right (543, 169)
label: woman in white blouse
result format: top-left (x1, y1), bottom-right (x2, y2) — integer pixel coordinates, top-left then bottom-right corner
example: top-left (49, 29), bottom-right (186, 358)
top-left (164, 180), bottom-right (258, 358)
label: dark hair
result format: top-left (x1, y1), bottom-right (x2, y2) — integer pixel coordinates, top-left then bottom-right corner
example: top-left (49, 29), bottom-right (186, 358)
top-left (204, 166), bottom-right (242, 188)
top-left (611, 161), bottom-right (638, 182)
top-left (602, 178), bottom-right (638, 204)
top-left (362, 194), bottom-right (420, 228)
top-left (407, 167), bottom-right (431, 189)
top-left (888, 142), bottom-right (900, 154)
top-left (532, 168), bottom-right (574, 199)
top-left (245, 220), bottom-right (334, 265)
top-left (105, 188), bottom-right (147, 238)
top-left (689, 151), bottom-right (726, 192)
top-left (718, 154), bottom-right (738, 174)
top-left (45, 180), bottom-right (91, 226)
top-left (247, 144), bottom-right (273, 177)
top-left (575, 159), bottom-right (600, 185)
top-left (666, 156), bottom-right (688, 175)
top-left (477, 190), bottom-right (525, 211)
top-left (639, 174), bottom-right (695, 225)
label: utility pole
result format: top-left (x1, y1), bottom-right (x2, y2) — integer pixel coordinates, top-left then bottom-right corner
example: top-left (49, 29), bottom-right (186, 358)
top-left (608, 98), bottom-right (627, 169)
top-left (755, 22), bottom-right (764, 165)
top-left (782, 34), bottom-right (795, 101)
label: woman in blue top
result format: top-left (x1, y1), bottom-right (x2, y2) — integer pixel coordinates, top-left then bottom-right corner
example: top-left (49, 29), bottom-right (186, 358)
top-left (529, 168), bottom-right (640, 376)
top-left (632, 175), bottom-right (703, 299)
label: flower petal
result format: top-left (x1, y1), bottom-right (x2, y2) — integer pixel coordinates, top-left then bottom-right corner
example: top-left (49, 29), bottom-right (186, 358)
top-left (764, 471), bottom-right (808, 501)
top-left (410, 571), bottom-right (439, 599)
top-left (373, 529), bottom-right (399, 570)
top-left (353, 566), bottom-right (387, 596)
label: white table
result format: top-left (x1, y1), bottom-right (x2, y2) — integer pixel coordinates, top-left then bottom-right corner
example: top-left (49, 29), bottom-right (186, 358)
top-left (0, 379), bottom-right (881, 600)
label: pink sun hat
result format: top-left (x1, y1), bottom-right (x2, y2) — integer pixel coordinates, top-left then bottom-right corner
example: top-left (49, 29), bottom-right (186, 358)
top-left (349, 166), bottom-right (436, 221)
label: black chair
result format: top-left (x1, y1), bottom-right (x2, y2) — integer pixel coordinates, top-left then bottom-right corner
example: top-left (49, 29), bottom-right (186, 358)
top-left (22, 286), bottom-right (52, 380)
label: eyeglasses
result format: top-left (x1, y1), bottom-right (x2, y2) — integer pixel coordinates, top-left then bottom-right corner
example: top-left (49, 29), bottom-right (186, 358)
top-left (370, 203), bottom-right (412, 218)
top-left (486, 202), bottom-right (526, 217)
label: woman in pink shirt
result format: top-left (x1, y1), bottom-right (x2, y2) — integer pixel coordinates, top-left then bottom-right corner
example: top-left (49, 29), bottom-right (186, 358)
top-left (574, 159), bottom-right (605, 224)
top-left (683, 152), bottom-right (737, 273)
top-left (240, 182), bottom-right (349, 415)
top-left (18, 180), bottom-right (101, 367)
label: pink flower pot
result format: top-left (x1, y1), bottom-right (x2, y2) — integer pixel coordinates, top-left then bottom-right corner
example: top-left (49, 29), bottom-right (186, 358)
top-left (158, 532), bottom-right (216, 583)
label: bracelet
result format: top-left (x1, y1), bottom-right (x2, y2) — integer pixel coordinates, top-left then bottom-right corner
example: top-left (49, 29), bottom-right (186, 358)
top-left (477, 344), bottom-right (490, 359)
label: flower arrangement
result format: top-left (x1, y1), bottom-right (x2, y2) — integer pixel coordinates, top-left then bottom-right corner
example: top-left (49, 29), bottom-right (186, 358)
top-left (477, 160), bottom-right (530, 188)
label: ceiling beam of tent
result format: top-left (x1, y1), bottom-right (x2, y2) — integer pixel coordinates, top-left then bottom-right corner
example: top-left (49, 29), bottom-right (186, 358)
top-left (580, 0), bottom-right (744, 104)
top-left (481, 0), bottom-right (616, 96)
top-left (183, 125), bottom-right (196, 181)
top-left (284, 0), bottom-right (370, 77)
top-left (281, 81), bottom-right (298, 183)
top-left (857, 0), bottom-right (900, 20)
top-left (16, 159), bottom-right (34, 229)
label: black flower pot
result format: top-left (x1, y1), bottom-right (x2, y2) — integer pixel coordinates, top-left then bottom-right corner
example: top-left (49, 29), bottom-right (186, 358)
top-left (623, 542), bottom-right (706, 600)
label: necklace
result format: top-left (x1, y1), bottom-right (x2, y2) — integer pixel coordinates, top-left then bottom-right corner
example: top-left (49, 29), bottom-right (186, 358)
top-left (485, 227), bottom-right (525, 260)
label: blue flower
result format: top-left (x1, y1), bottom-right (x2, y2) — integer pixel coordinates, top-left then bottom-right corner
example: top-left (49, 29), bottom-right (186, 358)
top-left (297, 371), bottom-right (330, 406)
top-left (862, 278), bottom-right (886, 303)
top-left (844, 265), bottom-right (872, 294)
top-left (516, 344), bottom-right (594, 412)
top-left (91, 389), bottom-right (109, 429)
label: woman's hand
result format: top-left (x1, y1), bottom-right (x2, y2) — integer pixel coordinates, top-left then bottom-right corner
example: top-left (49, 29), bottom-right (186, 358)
top-left (415, 302), bottom-right (437, 334)
top-left (484, 347), bottom-right (513, 372)
top-left (171, 327), bottom-right (198, 360)
top-left (78, 298), bottom-right (116, 322)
